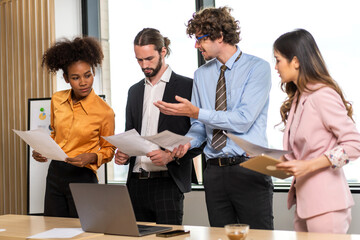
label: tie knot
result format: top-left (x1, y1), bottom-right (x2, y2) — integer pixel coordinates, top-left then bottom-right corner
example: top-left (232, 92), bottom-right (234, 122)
top-left (220, 65), bottom-right (227, 72)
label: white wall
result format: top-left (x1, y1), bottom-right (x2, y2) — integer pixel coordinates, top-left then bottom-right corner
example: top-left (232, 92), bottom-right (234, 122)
top-left (54, 0), bottom-right (82, 91)
top-left (54, 0), bottom-right (82, 39)
top-left (183, 191), bottom-right (360, 234)
top-left (54, 0), bottom-right (101, 93)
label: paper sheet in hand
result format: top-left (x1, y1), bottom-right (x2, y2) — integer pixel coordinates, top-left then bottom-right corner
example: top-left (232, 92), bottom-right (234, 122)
top-left (13, 129), bottom-right (67, 161)
top-left (102, 129), bottom-right (156, 156)
top-left (102, 129), bottom-right (192, 156)
top-left (225, 132), bottom-right (290, 159)
top-left (143, 130), bottom-right (192, 151)
top-left (225, 133), bottom-right (292, 179)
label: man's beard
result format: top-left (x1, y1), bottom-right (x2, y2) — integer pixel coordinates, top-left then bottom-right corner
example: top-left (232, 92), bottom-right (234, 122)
top-left (142, 55), bottom-right (162, 78)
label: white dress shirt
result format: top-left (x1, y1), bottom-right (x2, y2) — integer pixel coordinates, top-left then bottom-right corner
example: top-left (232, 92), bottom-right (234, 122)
top-left (133, 65), bottom-right (172, 172)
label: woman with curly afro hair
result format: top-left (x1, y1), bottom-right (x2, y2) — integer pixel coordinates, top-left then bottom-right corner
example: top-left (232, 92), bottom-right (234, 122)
top-left (32, 36), bottom-right (116, 217)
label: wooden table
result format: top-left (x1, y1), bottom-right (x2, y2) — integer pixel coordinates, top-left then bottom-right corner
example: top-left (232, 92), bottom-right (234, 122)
top-left (0, 214), bottom-right (101, 240)
top-left (0, 214), bottom-right (359, 240)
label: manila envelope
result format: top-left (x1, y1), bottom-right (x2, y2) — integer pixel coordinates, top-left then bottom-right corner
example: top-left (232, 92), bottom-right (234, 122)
top-left (240, 154), bottom-right (291, 179)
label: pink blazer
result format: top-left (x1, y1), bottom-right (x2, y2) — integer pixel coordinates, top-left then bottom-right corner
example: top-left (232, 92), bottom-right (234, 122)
top-left (283, 85), bottom-right (360, 219)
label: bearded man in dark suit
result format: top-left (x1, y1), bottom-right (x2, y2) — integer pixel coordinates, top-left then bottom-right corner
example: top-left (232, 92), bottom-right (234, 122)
top-left (114, 28), bottom-right (201, 225)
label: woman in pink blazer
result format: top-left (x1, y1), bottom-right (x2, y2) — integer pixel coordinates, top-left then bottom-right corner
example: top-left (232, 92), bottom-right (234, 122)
top-left (274, 29), bottom-right (360, 233)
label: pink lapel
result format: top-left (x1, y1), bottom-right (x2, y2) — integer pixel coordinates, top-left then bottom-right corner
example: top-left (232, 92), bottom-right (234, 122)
top-left (287, 91), bottom-right (312, 153)
top-left (283, 92), bottom-right (298, 151)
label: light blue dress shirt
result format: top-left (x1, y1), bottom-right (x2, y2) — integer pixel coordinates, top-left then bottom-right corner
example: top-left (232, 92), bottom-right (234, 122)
top-left (187, 46), bottom-right (271, 159)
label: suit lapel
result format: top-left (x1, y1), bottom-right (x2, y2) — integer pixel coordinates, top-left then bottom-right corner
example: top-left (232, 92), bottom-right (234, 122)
top-left (158, 72), bottom-right (176, 131)
top-left (136, 80), bottom-right (145, 133)
top-left (283, 97), bottom-right (296, 151)
top-left (287, 92), bottom-right (308, 152)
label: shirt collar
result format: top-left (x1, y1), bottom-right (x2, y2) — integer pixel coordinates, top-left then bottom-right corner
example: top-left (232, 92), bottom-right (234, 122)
top-left (78, 89), bottom-right (96, 114)
top-left (216, 46), bottom-right (241, 71)
top-left (59, 89), bottom-right (72, 105)
top-left (144, 65), bottom-right (172, 86)
top-left (60, 88), bottom-right (95, 115)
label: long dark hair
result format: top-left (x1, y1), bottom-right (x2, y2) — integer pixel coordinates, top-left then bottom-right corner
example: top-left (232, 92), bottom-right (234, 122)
top-left (273, 29), bottom-right (353, 125)
top-left (134, 28), bottom-right (171, 57)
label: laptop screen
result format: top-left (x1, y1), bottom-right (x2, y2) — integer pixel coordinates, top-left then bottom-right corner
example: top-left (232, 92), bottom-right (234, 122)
top-left (69, 183), bottom-right (171, 237)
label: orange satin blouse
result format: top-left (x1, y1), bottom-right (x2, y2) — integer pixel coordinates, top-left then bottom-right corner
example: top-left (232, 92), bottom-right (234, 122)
top-left (50, 89), bottom-right (115, 173)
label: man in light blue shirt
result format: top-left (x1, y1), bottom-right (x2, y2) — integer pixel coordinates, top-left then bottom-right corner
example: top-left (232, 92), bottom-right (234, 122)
top-left (155, 7), bottom-right (273, 229)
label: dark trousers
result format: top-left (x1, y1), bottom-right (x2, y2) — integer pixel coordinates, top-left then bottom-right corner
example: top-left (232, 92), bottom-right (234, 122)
top-left (44, 160), bottom-right (98, 218)
top-left (204, 163), bottom-right (274, 229)
top-left (127, 175), bottom-right (184, 225)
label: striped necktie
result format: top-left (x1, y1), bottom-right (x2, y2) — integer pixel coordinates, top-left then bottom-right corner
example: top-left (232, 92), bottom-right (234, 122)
top-left (211, 52), bottom-right (242, 151)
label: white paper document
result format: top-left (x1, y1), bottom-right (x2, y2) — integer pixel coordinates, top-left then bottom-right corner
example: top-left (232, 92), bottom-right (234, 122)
top-left (102, 129), bottom-right (156, 156)
top-left (143, 130), bottom-right (192, 151)
top-left (13, 129), bottom-right (68, 161)
top-left (102, 129), bottom-right (192, 156)
top-left (27, 228), bottom-right (84, 239)
top-left (225, 132), bottom-right (291, 159)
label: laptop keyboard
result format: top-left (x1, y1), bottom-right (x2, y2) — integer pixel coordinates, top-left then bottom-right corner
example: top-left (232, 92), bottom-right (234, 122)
top-left (137, 224), bottom-right (154, 231)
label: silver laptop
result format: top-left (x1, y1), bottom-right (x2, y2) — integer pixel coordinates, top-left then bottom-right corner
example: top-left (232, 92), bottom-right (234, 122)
top-left (69, 183), bottom-right (172, 237)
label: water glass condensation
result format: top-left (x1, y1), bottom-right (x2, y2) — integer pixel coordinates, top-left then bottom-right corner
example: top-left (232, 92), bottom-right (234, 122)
top-left (224, 224), bottom-right (249, 240)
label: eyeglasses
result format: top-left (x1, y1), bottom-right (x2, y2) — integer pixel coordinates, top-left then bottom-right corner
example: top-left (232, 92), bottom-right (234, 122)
top-left (195, 34), bottom-right (209, 43)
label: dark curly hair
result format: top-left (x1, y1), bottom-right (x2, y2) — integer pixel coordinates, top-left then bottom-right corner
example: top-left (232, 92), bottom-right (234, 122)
top-left (186, 6), bottom-right (240, 45)
top-left (42, 36), bottom-right (104, 76)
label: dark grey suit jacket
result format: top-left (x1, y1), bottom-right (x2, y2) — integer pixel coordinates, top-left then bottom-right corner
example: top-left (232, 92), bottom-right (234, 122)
top-left (125, 71), bottom-right (202, 193)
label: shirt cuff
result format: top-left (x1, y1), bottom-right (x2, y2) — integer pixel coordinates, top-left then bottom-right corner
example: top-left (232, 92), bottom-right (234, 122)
top-left (96, 153), bottom-right (103, 167)
top-left (198, 108), bottom-right (212, 124)
top-left (87, 153), bottom-right (102, 171)
top-left (324, 146), bottom-right (350, 169)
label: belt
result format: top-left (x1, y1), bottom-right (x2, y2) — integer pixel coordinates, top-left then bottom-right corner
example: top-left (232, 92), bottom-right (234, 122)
top-left (131, 170), bottom-right (170, 179)
top-left (207, 155), bottom-right (247, 167)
